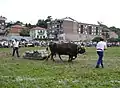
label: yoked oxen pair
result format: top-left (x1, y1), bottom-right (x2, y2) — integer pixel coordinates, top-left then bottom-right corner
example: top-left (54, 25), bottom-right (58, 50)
top-left (46, 42), bottom-right (86, 62)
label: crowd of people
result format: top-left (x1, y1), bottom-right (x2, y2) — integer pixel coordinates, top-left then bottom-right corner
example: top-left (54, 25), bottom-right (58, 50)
top-left (0, 39), bottom-right (120, 48)
top-left (0, 40), bottom-right (49, 48)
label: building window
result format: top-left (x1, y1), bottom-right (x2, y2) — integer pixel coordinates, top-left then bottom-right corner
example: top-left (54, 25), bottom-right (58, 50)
top-left (40, 30), bottom-right (42, 33)
top-left (78, 28), bottom-right (81, 32)
top-left (52, 25), bottom-right (54, 28)
top-left (96, 27), bottom-right (98, 35)
top-left (2, 23), bottom-right (4, 25)
top-left (37, 35), bottom-right (39, 38)
top-left (55, 25), bottom-right (57, 28)
top-left (40, 36), bottom-right (42, 39)
top-left (43, 36), bottom-right (45, 39)
top-left (38, 30), bottom-right (43, 35)
top-left (88, 26), bottom-right (92, 34)
top-left (59, 37), bottom-right (63, 40)
top-left (92, 32), bottom-right (94, 35)
top-left (57, 25), bottom-right (59, 28)
top-left (80, 25), bottom-right (83, 34)
top-left (52, 30), bottom-right (54, 33)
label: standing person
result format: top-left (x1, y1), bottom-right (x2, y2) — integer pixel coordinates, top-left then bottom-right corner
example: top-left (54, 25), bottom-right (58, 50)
top-left (96, 38), bottom-right (107, 68)
top-left (12, 39), bottom-right (20, 57)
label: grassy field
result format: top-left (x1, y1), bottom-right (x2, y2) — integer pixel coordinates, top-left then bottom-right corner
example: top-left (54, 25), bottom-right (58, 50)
top-left (0, 46), bottom-right (120, 88)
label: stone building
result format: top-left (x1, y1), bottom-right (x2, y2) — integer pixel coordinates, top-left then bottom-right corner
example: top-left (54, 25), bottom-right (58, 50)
top-left (47, 17), bottom-right (118, 41)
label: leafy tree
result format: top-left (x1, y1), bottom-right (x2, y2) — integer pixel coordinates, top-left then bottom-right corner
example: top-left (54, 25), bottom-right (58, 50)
top-left (109, 26), bottom-right (120, 37)
top-left (92, 37), bottom-right (102, 42)
top-left (36, 19), bottom-right (47, 28)
top-left (25, 23), bottom-right (28, 27)
top-left (36, 16), bottom-right (52, 28)
top-left (6, 22), bottom-right (14, 28)
top-left (116, 38), bottom-right (120, 42)
top-left (107, 37), bottom-right (120, 42)
top-left (97, 21), bottom-right (120, 38)
top-left (45, 16), bottom-right (52, 22)
top-left (107, 38), bottom-right (117, 42)
top-left (19, 29), bottom-right (30, 36)
top-left (25, 23), bottom-right (33, 28)
top-left (14, 21), bottom-right (23, 25)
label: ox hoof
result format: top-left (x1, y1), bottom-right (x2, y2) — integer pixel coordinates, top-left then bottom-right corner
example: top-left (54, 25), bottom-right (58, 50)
top-left (68, 60), bottom-right (72, 62)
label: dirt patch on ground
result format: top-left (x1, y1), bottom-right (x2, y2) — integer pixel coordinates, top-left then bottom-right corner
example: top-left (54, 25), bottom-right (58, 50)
top-left (0, 52), bottom-right (11, 57)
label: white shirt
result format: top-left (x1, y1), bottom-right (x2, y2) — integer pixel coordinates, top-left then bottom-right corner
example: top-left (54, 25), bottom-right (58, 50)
top-left (13, 41), bottom-right (19, 48)
top-left (4, 41), bottom-right (9, 46)
top-left (96, 41), bottom-right (107, 51)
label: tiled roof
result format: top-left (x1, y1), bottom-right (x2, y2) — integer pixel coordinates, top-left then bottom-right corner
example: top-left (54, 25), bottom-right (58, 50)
top-left (11, 25), bottom-right (27, 29)
top-left (31, 27), bottom-right (46, 30)
top-left (9, 28), bottom-right (21, 33)
top-left (10, 25), bottom-right (27, 33)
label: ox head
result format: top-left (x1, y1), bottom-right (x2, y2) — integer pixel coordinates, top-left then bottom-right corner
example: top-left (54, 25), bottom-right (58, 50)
top-left (77, 46), bottom-right (86, 54)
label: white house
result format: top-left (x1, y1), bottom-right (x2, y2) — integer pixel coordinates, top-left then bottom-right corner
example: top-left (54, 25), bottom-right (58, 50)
top-left (30, 27), bottom-right (47, 39)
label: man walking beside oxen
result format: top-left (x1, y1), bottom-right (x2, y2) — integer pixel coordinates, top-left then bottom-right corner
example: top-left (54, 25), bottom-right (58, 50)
top-left (96, 37), bottom-right (107, 68)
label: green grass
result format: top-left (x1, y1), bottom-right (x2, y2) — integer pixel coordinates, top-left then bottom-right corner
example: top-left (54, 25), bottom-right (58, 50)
top-left (0, 46), bottom-right (120, 88)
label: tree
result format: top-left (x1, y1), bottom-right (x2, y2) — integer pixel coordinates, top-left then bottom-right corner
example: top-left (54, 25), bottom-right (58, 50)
top-left (36, 19), bottom-right (47, 28)
top-left (36, 16), bottom-right (52, 28)
top-left (19, 29), bottom-right (30, 36)
top-left (6, 22), bottom-right (13, 28)
top-left (45, 16), bottom-right (52, 22)
top-left (25, 23), bottom-right (28, 27)
top-left (109, 26), bottom-right (120, 37)
top-left (25, 23), bottom-right (33, 28)
top-left (14, 21), bottom-right (23, 25)
top-left (107, 38), bottom-right (117, 42)
top-left (92, 37), bottom-right (102, 42)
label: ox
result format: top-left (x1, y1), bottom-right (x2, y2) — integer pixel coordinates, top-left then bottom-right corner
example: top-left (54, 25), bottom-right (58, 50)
top-left (46, 42), bottom-right (85, 62)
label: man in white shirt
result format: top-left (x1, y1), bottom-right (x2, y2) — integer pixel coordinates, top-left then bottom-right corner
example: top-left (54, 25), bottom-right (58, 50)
top-left (96, 38), bottom-right (107, 68)
top-left (12, 39), bottom-right (20, 57)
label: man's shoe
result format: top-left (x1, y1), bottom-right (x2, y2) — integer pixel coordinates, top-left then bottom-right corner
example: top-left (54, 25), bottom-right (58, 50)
top-left (101, 64), bottom-right (104, 68)
top-left (102, 65), bottom-right (104, 68)
top-left (95, 65), bottom-right (99, 68)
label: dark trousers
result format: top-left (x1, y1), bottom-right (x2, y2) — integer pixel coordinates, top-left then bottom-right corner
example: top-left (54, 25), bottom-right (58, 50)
top-left (96, 51), bottom-right (104, 68)
top-left (12, 47), bottom-right (20, 57)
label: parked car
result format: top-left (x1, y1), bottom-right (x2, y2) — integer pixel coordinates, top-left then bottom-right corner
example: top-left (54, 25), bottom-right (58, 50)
top-left (25, 42), bottom-right (35, 47)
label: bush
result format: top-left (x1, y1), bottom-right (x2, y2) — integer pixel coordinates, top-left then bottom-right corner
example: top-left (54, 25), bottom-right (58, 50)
top-left (92, 37), bottom-right (102, 42)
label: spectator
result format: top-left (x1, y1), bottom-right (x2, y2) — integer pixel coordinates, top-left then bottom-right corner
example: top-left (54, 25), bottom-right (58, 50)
top-left (12, 39), bottom-right (20, 57)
